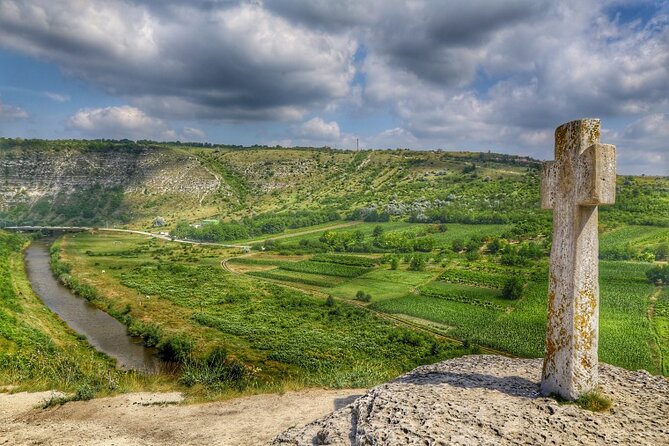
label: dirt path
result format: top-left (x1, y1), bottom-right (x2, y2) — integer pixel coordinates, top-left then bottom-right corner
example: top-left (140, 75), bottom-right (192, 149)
top-left (243, 221), bottom-right (363, 243)
top-left (0, 388), bottom-right (364, 446)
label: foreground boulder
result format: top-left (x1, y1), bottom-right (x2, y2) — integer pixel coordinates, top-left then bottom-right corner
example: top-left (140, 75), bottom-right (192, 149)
top-left (274, 355), bottom-right (669, 445)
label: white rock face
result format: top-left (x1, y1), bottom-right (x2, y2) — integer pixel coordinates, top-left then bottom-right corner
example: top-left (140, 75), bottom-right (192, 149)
top-left (274, 355), bottom-right (669, 446)
top-left (540, 119), bottom-right (616, 400)
top-left (0, 147), bottom-right (219, 210)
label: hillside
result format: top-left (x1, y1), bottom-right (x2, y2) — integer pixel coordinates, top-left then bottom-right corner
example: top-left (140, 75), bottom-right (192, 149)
top-left (2, 139), bottom-right (667, 232)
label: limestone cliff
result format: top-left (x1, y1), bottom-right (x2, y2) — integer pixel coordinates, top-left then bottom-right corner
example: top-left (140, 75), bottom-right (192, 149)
top-left (0, 144), bottom-right (219, 224)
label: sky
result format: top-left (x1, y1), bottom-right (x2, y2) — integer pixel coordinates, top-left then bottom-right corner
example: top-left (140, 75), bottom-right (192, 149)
top-left (0, 0), bottom-right (667, 175)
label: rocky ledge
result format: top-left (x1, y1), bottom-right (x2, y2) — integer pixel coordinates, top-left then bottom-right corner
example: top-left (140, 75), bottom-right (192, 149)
top-left (274, 355), bottom-right (669, 445)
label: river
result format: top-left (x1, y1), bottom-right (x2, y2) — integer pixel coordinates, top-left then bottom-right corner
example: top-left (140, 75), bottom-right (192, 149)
top-left (24, 239), bottom-right (165, 373)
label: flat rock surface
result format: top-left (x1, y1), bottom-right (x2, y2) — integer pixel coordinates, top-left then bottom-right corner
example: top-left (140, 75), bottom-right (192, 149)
top-left (274, 355), bottom-right (669, 445)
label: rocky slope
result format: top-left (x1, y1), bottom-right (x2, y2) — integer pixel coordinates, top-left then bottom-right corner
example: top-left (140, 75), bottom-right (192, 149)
top-left (274, 355), bottom-right (669, 445)
top-left (0, 146), bottom-right (218, 210)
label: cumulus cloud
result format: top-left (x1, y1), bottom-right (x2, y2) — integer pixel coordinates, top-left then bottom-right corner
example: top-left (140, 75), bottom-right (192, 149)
top-left (0, 0), bottom-right (667, 173)
top-left (296, 117), bottom-right (341, 140)
top-left (0, 0), bottom-right (355, 121)
top-left (0, 99), bottom-right (28, 119)
top-left (67, 106), bottom-right (177, 140)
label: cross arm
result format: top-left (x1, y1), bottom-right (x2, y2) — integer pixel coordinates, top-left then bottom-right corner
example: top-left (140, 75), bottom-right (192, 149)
top-left (577, 143), bottom-right (616, 206)
top-left (541, 161), bottom-right (558, 209)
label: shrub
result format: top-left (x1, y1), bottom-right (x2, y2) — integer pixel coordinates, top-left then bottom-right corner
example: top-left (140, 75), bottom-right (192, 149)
top-left (127, 320), bottom-right (163, 347)
top-left (355, 290), bottom-right (372, 302)
top-left (390, 257), bottom-right (399, 270)
top-left (326, 295), bottom-right (336, 307)
top-left (409, 255), bottom-right (426, 271)
top-left (157, 334), bottom-right (194, 363)
top-left (502, 276), bottom-right (525, 300)
top-left (646, 265), bottom-right (669, 285)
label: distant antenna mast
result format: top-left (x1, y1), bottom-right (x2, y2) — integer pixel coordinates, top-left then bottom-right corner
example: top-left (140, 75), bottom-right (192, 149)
top-left (356, 138), bottom-right (359, 151)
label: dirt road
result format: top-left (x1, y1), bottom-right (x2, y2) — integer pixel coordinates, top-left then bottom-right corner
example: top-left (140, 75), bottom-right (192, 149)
top-left (0, 388), bottom-right (364, 445)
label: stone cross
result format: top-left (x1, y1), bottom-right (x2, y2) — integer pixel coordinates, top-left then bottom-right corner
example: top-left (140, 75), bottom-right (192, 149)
top-left (540, 119), bottom-right (616, 400)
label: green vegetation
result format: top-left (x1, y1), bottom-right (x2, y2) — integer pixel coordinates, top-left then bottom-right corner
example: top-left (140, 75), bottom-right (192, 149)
top-left (54, 232), bottom-right (472, 392)
top-left (1, 141), bottom-right (667, 398)
top-left (0, 230), bottom-right (158, 395)
top-left (575, 391), bottom-right (613, 412)
top-left (647, 264), bottom-right (669, 285)
top-left (502, 276), bottom-right (525, 300)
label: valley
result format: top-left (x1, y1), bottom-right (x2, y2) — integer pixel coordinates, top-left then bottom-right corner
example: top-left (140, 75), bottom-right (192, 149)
top-left (1, 139), bottom-right (667, 402)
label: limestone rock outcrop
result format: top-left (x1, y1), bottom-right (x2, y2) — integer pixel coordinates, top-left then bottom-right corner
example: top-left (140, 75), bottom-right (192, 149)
top-left (274, 355), bottom-right (669, 445)
top-left (0, 147), bottom-right (218, 210)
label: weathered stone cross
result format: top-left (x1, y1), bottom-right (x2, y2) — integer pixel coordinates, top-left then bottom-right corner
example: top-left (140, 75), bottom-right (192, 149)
top-left (540, 119), bottom-right (616, 400)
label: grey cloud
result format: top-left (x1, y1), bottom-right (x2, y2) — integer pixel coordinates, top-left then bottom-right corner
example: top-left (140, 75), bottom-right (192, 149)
top-left (0, 1), bottom-right (355, 121)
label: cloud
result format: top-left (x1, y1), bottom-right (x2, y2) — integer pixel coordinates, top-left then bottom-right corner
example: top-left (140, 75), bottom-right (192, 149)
top-left (608, 113), bottom-right (669, 175)
top-left (366, 127), bottom-right (419, 149)
top-left (67, 106), bottom-right (177, 140)
top-left (182, 127), bottom-right (206, 140)
top-left (357, 1), bottom-right (669, 161)
top-left (0, 99), bottom-right (28, 119)
top-left (0, 0), bottom-right (667, 173)
top-left (0, 1), bottom-right (356, 121)
top-left (44, 92), bottom-right (70, 103)
top-left (296, 117), bottom-right (341, 140)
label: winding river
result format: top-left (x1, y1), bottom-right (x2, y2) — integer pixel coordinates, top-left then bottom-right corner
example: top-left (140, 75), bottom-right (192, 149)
top-left (24, 239), bottom-right (165, 373)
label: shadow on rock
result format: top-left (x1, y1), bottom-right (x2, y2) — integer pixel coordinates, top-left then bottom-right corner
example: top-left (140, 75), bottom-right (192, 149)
top-left (395, 371), bottom-right (540, 398)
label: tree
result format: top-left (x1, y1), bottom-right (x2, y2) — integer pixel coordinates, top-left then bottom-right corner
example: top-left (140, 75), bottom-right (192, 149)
top-left (409, 255), bottom-right (426, 271)
top-left (390, 256), bottom-right (399, 270)
top-left (153, 216), bottom-right (166, 227)
top-left (373, 225), bottom-right (384, 237)
top-left (502, 276), bottom-right (525, 300)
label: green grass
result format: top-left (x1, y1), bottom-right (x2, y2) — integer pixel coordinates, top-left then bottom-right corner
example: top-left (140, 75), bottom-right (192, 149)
top-left (0, 230), bottom-right (159, 395)
top-left (439, 267), bottom-right (509, 288)
top-left (418, 281), bottom-right (506, 311)
top-left (601, 226), bottom-right (669, 251)
top-left (575, 391), bottom-right (613, 412)
top-left (311, 253), bottom-right (379, 267)
top-left (653, 287), bottom-right (669, 375)
top-left (325, 267), bottom-right (434, 302)
top-left (247, 269), bottom-right (345, 288)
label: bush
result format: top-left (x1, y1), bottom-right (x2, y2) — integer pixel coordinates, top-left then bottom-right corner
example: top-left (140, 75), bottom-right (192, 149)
top-left (409, 255), bottom-right (426, 271)
top-left (646, 265), bottom-right (669, 285)
top-left (326, 295), bottom-right (336, 307)
top-left (355, 290), bottom-right (372, 302)
top-left (157, 334), bottom-right (194, 363)
top-left (390, 257), bottom-right (399, 270)
top-left (502, 276), bottom-right (525, 300)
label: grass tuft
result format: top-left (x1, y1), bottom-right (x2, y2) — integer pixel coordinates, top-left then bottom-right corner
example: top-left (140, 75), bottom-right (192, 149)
top-left (576, 390), bottom-right (613, 412)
